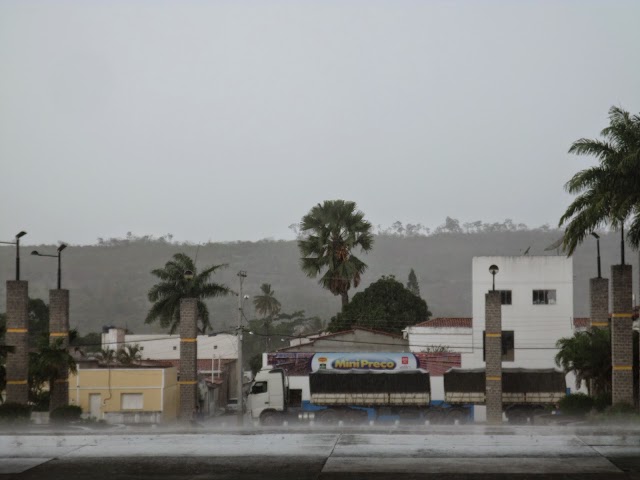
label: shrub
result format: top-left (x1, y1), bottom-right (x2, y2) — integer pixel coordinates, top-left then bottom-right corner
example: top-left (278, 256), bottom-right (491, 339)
top-left (49, 405), bottom-right (82, 423)
top-left (0, 403), bottom-right (32, 425)
top-left (558, 393), bottom-right (594, 416)
top-left (592, 392), bottom-right (612, 412)
top-left (606, 403), bottom-right (637, 415)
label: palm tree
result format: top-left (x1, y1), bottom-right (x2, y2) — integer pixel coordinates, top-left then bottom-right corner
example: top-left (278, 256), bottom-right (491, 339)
top-left (298, 200), bottom-right (374, 308)
top-left (555, 329), bottom-right (611, 397)
top-left (253, 284), bottom-right (281, 318)
top-left (117, 344), bottom-right (142, 366)
top-left (31, 338), bottom-right (77, 412)
top-left (560, 106), bottom-right (640, 257)
top-left (96, 348), bottom-right (116, 366)
top-left (146, 253), bottom-right (230, 334)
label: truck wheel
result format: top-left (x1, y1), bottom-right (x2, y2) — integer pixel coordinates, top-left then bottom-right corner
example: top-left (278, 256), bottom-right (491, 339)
top-left (316, 409), bottom-right (340, 425)
top-left (260, 411), bottom-right (280, 426)
top-left (446, 408), bottom-right (468, 425)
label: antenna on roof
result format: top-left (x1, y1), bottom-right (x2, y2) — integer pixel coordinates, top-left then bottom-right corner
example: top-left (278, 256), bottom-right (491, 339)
top-left (544, 236), bottom-right (566, 255)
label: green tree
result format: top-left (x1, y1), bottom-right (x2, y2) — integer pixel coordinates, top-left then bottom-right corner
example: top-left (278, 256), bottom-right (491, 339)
top-left (298, 200), bottom-right (374, 308)
top-left (253, 284), bottom-right (281, 318)
top-left (328, 275), bottom-right (431, 334)
top-left (560, 106), bottom-right (640, 255)
top-left (146, 253), bottom-right (231, 334)
top-left (96, 348), bottom-right (116, 366)
top-left (30, 337), bottom-right (77, 412)
top-left (117, 344), bottom-right (142, 365)
top-left (407, 269), bottom-right (420, 297)
top-left (555, 329), bottom-right (612, 396)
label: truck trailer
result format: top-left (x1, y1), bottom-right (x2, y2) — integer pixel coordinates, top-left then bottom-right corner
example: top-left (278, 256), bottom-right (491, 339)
top-left (444, 367), bottom-right (566, 423)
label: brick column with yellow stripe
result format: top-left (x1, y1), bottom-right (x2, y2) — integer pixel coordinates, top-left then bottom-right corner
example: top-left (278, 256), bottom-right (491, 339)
top-left (485, 290), bottom-right (502, 424)
top-left (589, 277), bottom-right (609, 329)
top-left (179, 298), bottom-right (198, 420)
top-left (5, 281), bottom-right (29, 404)
top-left (49, 289), bottom-right (70, 411)
top-left (611, 265), bottom-right (633, 406)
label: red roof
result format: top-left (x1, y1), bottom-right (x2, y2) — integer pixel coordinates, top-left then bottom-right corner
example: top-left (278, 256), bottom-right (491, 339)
top-left (278, 326), bottom-right (405, 351)
top-left (415, 352), bottom-right (462, 376)
top-left (573, 318), bottom-right (590, 328)
top-left (413, 318), bottom-right (472, 328)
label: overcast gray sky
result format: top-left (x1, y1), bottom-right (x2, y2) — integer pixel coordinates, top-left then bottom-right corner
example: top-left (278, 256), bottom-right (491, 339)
top-left (1, 0), bottom-right (639, 245)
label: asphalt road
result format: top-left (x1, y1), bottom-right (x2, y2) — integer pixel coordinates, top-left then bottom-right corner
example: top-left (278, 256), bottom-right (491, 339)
top-left (1, 426), bottom-right (640, 479)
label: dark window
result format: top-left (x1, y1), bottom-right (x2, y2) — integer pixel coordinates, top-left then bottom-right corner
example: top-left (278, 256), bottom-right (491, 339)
top-left (482, 330), bottom-right (515, 362)
top-left (251, 381), bottom-right (267, 395)
top-left (533, 290), bottom-right (556, 305)
top-left (288, 389), bottom-right (303, 407)
top-left (499, 290), bottom-right (512, 305)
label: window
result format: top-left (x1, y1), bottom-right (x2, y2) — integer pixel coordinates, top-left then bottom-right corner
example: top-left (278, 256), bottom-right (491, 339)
top-left (533, 290), bottom-right (556, 305)
top-left (173, 346), bottom-right (177, 351)
top-left (482, 330), bottom-right (515, 362)
top-left (251, 382), bottom-right (267, 395)
top-left (121, 393), bottom-right (143, 410)
top-left (499, 290), bottom-right (512, 305)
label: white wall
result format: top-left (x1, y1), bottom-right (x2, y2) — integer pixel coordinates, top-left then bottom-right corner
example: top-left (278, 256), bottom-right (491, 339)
top-left (288, 376), bottom-right (311, 402)
top-left (406, 327), bottom-right (473, 353)
top-left (462, 256), bottom-right (574, 370)
top-left (103, 330), bottom-right (238, 360)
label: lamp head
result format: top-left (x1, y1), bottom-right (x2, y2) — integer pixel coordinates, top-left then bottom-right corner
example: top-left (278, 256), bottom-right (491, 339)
top-left (16, 231), bottom-right (27, 239)
top-left (183, 270), bottom-right (194, 280)
top-left (58, 244), bottom-right (67, 253)
top-left (489, 264), bottom-right (499, 276)
top-left (591, 232), bottom-right (600, 240)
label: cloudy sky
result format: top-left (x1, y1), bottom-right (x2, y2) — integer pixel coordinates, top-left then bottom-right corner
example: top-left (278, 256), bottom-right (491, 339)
top-left (1, 0), bottom-right (639, 245)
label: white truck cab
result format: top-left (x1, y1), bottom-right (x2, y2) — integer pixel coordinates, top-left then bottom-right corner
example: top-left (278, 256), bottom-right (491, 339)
top-left (247, 368), bottom-right (288, 421)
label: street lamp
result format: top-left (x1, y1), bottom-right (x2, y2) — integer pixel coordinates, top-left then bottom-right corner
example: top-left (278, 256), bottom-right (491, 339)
top-left (0, 231), bottom-right (27, 280)
top-left (489, 264), bottom-right (499, 291)
top-left (183, 270), bottom-right (194, 280)
top-left (31, 244), bottom-right (67, 289)
top-left (591, 232), bottom-right (601, 279)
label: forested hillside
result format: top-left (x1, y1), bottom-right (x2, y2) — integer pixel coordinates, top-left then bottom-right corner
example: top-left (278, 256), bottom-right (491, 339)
top-left (0, 227), bottom-right (637, 335)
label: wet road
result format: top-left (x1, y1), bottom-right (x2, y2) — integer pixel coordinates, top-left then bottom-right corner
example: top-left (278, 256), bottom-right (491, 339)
top-left (1, 427), bottom-right (640, 479)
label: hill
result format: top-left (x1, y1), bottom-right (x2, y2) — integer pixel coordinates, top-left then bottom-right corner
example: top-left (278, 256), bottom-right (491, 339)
top-left (0, 229), bottom-right (636, 334)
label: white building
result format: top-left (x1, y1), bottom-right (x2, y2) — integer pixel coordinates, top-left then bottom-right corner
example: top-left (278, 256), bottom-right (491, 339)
top-left (404, 318), bottom-right (473, 354)
top-left (463, 256), bottom-right (575, 370)
top-left (405, 256), bottom-right (584, 418)
top-left (101, 328), bottom-right (238, 362)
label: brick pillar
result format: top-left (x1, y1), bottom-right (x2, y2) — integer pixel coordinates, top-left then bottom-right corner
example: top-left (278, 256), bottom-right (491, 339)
top-left (589, 277), bottom-right (609, 329)
top-left (179, 298), bottom-right (198, 421)
top-left (49, 289), bottom-right (70, 411)
top-left (485, 290), bottom-right (502, 425)
top-left (5, 281), bottom-right (29, 404)
top-left (611, 265), bottom-right (633, 406)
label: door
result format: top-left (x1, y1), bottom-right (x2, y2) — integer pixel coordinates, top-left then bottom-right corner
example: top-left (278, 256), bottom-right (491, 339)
top-left (89, 394), bottom-right (101, 419)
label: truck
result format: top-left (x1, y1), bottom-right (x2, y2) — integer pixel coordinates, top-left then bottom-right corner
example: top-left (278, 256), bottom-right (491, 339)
top-left (247, 353), bottom-right (469, 425)
top-left (443, 367), bottom-right (566, 424)
top-left (246, 353), bottom-right (567, 425)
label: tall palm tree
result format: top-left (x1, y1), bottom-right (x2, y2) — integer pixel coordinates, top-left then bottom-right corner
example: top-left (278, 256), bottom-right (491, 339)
top-left (253, 284), bottom-right (281, 318)
top-left (560, 106), bottom-right (640, 256)
top-left (146, 253), bottom-right (230, 334)
top-left (31, 337), bottom-right (77, 412)
top-left (298, 200), bottom-right (374, 308)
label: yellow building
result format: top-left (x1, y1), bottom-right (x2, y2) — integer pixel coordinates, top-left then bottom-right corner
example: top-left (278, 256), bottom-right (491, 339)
top-left (68, 364), bottom-right (178, 423)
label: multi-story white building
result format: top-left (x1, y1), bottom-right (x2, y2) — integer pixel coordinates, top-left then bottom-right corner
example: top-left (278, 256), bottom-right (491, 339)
top-left (463, 256), bottom-right (574, 370)
top-left (405, 256), bottom-right (583, 417)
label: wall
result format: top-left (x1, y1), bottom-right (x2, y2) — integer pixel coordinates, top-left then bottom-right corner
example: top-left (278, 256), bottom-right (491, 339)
top-left (463, 256), bottom-right (574, 370)
top-left (69, 367), bottom-right (177, 422)
top-left (103, 331), bottom-right (238, 360)
top-left (406, 327), bottom-right (473, 353)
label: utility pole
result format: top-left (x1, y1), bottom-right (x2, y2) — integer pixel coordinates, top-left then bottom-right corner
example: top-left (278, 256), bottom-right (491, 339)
top-left (236, 270), bottom-right (247, 426)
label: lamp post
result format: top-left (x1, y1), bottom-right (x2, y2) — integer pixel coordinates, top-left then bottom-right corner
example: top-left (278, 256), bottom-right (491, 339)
top-left (31, 244), bottom-right (67, 289)
top-left (237, 270), bottom-right (247, 426)
top-left (489, 264), bottom-right (499, 291)
top-left (0, 231), bottom-right (27, 280)
top-left (591, 232), bottom-right (601, 279)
